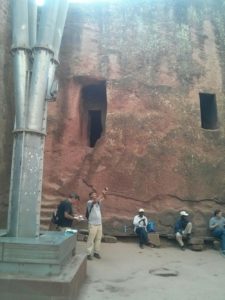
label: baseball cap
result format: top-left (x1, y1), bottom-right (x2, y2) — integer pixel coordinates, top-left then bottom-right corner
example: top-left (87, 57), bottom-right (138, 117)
top-left (139, 208), bottom-right (145, 212)
top-left (180, 210), bottom-right (189, 216)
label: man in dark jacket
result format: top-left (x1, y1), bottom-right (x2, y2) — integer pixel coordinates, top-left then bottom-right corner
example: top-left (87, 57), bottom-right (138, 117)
top-left (174, 211), bottom-right (192, 250)
top-left (56, 192), bottom-right (80, 229)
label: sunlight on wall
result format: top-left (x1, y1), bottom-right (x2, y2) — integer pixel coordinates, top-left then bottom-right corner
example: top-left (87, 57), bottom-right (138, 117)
top-left (36, 0), bottom-right (118, 5)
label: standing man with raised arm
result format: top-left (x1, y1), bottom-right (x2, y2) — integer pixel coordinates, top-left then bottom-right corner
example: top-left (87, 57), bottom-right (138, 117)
top-left (86, 187), bottom-right (108, 260)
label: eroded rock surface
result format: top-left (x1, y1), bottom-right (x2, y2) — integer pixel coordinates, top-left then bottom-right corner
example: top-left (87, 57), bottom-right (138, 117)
top-left (1, 1), bottom-right (225, 234)
top-left (41, 0), bottom-right (225, 236)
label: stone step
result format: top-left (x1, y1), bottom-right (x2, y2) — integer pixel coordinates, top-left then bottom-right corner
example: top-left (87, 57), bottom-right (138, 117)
top-left (191, 244), bottom-right (204, 251)
top-left (76, 232), bottom-right (117, 243)
top-left (148, 232), bottom-right (160, 247)
top-left (40, 216), bottom-right (51, 222)
top-left (204, 236), bottom-right (217, 242)
top-left (213, 240), bottom-right (220, 250)
top-left (77, 233), bottom-right (88, 242)
top-left (41, 201), bottom-right (58, 209)
top-left (188, 237), bottom-right (204, 245)
top-left (159, 233), bottom-right (217, 246)
top-left (102, 235), bottom-right (117, 243)
top-left (40, 209), bottom-right (55, 218)
top-left (78, 229), bottom-right (89, 235)
top-left (40, 224), bottom-right (49, 231)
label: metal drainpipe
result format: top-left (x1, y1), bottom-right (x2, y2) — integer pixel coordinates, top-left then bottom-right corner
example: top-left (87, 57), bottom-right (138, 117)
top-left (28, 0), bottom-right (37, 50)
top-left (8, 0), bottom-right (68, 237)
top-left (7, 0), bottom-right (31, 237)
top-left (27, 0), bottom-right (60, 131)
top-left (11, 0), bottom-right (30, 129)
top-left (46, 0), bottom-right (69, 101)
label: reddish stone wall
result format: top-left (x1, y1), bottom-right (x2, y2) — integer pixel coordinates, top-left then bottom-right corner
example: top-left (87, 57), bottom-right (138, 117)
top-left (41, 0), bottom-right (225, 236)
top-left (1, 0), bottom-right (225, 235)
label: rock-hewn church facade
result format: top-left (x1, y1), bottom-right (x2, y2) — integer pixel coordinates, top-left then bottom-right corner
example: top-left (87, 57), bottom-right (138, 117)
top-left (1, 0), bottom-right (225, 235)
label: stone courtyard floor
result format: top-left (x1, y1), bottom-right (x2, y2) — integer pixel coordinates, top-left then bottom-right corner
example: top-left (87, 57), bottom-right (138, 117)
top-left (77, 239), bottom-right (225, 300)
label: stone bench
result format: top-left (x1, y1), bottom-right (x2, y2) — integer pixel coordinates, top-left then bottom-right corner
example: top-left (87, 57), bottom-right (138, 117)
top-left (77, 229), bottom-right (117, 243)
top-left (77, 228), bottom-right (220, 250)
top-left (159, 233), bottom-right (221, 251)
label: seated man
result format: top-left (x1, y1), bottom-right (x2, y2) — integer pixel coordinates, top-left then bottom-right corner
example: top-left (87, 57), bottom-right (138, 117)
top-left (209, 209), bottom-right (225, 256)
top-left (174, 211), bottom-right (192, 250)
top-left (133, 208), bottom-right (150, 249)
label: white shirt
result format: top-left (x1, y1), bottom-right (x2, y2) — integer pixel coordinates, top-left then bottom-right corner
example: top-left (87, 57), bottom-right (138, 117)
top-left (133, 214), bottom-right (148, 232)
top-left (87, 200), bottom-right (102, 225)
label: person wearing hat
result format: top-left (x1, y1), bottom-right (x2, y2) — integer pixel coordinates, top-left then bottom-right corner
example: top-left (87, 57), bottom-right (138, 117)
top-left (174, 210), bottom-right (192, 250)
top-left (209, 209), bottom-right (225, 256)
top-left (133, 208), bottom-right (151, 249)
top-left (54, 192), bottom-right (80, 230)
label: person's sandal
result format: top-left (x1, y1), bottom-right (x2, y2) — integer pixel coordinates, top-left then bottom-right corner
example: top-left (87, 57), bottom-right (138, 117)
top-left (94, 253), bottom-right (101, 259)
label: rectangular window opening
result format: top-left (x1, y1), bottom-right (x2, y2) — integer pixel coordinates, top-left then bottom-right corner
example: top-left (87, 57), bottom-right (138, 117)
top-left (199, 93), bottom-right (218, 130)
top-left (80, 80), bottom-right (107, 148)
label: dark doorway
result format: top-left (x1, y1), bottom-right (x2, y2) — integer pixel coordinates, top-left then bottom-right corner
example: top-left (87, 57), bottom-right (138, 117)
top-left (88, 110), bottom-right (103, 147)
top-left (199, 93), bottom-right (218, 130)
top-left (80, 80), bottom-right (107, 147)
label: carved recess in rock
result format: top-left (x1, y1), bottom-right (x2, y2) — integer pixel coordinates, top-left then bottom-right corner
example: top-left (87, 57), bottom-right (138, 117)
top-left (42, 0), bottom-right (225, 235)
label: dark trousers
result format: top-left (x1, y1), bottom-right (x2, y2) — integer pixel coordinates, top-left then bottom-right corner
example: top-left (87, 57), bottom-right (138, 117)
top-left (212, 228), bottom-right (225, 251)
top-left (135, 227), bottom-right (148, 246)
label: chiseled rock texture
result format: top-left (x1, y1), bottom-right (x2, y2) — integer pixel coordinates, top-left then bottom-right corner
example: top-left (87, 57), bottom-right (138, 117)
top-left (1, 1), bottom-right (225, 236)
top-left (42, 0), bottom-right (225, 236)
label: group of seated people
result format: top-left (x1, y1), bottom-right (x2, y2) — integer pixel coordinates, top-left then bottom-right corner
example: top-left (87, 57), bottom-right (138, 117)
top-left (133, 208), bottom-right (225, 256)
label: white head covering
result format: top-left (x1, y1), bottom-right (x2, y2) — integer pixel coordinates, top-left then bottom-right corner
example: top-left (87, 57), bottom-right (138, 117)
top-left (180, 210), bottom-right (189, 216)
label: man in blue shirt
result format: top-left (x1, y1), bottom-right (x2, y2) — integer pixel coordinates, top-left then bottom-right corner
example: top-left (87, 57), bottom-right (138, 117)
top-left (209, 209), bottom-right (225, 256)
top-left (174, 211), bottom-right (192, 250)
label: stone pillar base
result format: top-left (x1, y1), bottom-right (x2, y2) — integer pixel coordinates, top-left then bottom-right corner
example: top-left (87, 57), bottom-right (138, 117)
top-left (0, 253), bottom-right (87, 300)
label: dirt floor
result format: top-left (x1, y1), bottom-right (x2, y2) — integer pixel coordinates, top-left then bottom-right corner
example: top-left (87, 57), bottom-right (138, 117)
top-left (76, 238), bottom-right (225, 300)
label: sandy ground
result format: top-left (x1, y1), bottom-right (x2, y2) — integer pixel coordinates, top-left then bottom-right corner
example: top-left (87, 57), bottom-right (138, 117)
top-left (76, 239), bottom-right (225, 300)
